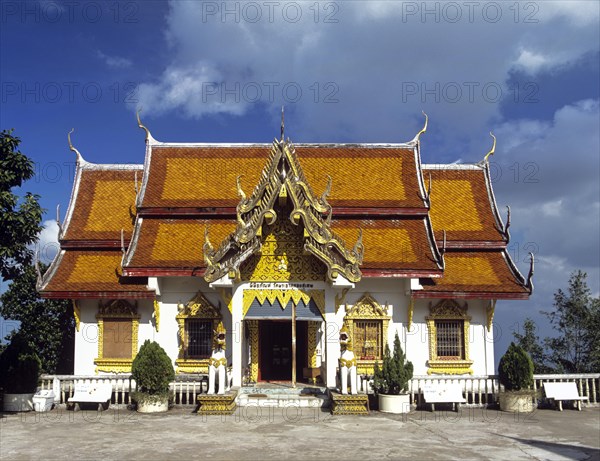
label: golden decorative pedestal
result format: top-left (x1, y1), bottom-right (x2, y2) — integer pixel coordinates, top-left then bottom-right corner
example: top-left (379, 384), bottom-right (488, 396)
top-left (330, 391), bottom-right (370, 415)
top-left (197, 390), bottom-right (238, 415)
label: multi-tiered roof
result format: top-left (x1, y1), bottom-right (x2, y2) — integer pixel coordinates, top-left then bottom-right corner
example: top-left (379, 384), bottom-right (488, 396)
top-left (39, 118), bottom-right (532, 300)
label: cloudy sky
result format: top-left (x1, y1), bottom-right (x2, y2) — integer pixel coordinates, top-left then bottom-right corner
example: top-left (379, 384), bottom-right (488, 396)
top-left (1, 0), bottom-right (598, 363)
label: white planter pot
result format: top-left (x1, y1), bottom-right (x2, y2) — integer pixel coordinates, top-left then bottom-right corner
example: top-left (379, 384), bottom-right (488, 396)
top-left (378, 393), bottom-right (411, 414)
top-left (499, 391), bottom-right (535, 413)
top-left (3, 393), bottom-right (34, 412)
top-left (137, 398), bottom-right (169, 413)
top-left (33, 390), bottom-right (55, 412)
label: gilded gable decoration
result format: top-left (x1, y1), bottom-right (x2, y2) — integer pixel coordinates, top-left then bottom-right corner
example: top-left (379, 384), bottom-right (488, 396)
top-left (177, 291), bottom-right (221, 319)
top-left (203, 138), bottom-right (363, 284)
top-left (98, 299), bottom-right (138, 317)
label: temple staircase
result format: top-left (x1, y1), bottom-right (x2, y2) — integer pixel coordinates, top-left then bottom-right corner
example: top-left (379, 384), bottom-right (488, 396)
top-left (237, 383), bottom-right (330, 408)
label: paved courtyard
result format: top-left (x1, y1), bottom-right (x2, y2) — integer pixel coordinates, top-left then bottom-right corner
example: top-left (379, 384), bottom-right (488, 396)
top-left (1, 405), bottom-right (599, 460)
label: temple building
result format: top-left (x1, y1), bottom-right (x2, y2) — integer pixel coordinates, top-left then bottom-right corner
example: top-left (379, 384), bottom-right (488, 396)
top-left (38, 116), bottom-right (533, 388)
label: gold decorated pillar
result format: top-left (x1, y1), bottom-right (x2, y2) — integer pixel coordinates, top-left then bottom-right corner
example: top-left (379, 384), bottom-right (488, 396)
top-left (246, 320), bottom-right (259, 383)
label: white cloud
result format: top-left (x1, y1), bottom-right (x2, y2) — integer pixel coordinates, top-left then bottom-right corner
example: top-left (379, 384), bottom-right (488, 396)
top-left (97, 50), bottom-right (132, 69)
top-left (514, 49), bottom-right (551, 75)
top-left (133, 0), bottom-right (598, 145)
top-left (36, 220), bottom-right (60, 264)
top-left (491, 100), bottom-right (600, 354)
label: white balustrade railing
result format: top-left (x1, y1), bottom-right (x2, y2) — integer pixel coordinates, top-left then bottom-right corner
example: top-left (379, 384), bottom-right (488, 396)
top-left (39, 374), bottom-right (209, 406)
top-left (40, 373), bottom-right (599, 407)
top-left (409, 375), bottom-right (499, 407)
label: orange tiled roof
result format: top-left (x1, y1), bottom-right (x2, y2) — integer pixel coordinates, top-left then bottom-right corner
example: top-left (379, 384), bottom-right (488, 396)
top-left (40, 250), bottom-right (152, 298)
top-left (126, 218), bottom-right (236, 270)
top-left (332, 218), bottom-right (441, 273)
top-left (416, 250), bottom-right (529, 298)
top-left (62, 168), bottom-right (141, 242)
top-left (140, 145), bottom-right (425, 210)
top-left (124, 217), bottom-right (441, 275)
top-left (425, 167), bottom-right (505, 243)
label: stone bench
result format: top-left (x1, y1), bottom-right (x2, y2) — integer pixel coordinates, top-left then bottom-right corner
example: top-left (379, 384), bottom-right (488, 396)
top-left (423, 382), bottom-right (466, 412)
top-left (68, 382), bottom-right (112, 411)
top-left (543, 382), bottom-right (589, 411)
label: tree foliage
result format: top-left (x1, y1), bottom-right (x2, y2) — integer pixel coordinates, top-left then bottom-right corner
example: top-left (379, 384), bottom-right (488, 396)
top-left (543, 270), bottom-right (600, 373)
top-left (0, 129), bottom-right (43, 280)
top-left (0, 332), bottom-right (41, 393)
top-left (373, 332), bottom-right (413, 395)
top-left (131, 340), bottom-right (174, 396)
top-left (498, 342), bottom-right (534, 391)
top-left (0, 264), bottom-right (74, 374)
top-left (512, 318), bottom-right (553, 373)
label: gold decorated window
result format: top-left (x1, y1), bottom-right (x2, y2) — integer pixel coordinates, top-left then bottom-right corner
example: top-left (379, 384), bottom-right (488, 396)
top-left (95, 300), bottom-right (140, 373)
top-left (343, 293), bottom-right (390, 375)
top-left (102, 319), bottom-right (133, 359)
top-left (184, 319), bottom-right (213, 360)
top-left (435, 320), bottom-right (464, 359)
top-left (426, 300), bottom-right (473, 375)
top-left (176, 292), bottom-right (222, 373)
top-left (354, 320), bottom-right (383, 360)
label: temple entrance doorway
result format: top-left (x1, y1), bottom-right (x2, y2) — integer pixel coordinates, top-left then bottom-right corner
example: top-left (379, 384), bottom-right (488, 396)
top-left (258, 320), bottom-right (307, 382)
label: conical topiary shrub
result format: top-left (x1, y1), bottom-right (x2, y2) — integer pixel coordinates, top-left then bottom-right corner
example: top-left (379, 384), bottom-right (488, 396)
top-left (373, 332), bottom-right (413, 395)
top-left (131, 340), bottom-right (174, 410)
top-left (498, 342), bottom-right (536, 412)
top-left (498, 342), bottom-right (534, 391)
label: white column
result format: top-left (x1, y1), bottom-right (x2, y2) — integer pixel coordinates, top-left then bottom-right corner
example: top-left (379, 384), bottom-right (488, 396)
top-left (231, 286), bottom-right (243, 387)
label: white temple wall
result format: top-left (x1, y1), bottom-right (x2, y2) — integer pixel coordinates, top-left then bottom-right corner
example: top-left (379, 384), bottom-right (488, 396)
top-left (74, 299), bottom-right (99, 375)
top-left (159, 277), bottom-right (234, 367)
top-left (72, 278), bottom-right (498, 379)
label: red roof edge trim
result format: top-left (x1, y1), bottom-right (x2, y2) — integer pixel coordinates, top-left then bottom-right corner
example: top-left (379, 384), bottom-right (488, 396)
top-left (411, 290), bottom-right (530, 300)
top-left (41, 291), bottom-right (156, 300)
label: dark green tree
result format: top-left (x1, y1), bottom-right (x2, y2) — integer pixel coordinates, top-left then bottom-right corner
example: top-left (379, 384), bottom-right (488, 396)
top-left (498, 342), bottom-right (534, 391)
top-left (0, 264), bottom-right (74, 374)
top-left (0, 129), bottom-right (43, 280)
top-left (543, 271), bottom-right (600, 373)
top-left (512, 318), bottom-right (553, 373)
top-left (373, 332), bottom-right (413, 395)
top-left (132, 340), bottom-right (175, 401)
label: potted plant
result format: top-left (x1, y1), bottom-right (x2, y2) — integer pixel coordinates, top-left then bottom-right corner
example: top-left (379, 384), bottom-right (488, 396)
top-left (131, 340), bottom-right (175, 413)
top-left (0, 334), bottom-right (41, 412)
top-left (373, 332), bottom-right (414, 414)
top-left (498, 342), bottom-right (535, 413)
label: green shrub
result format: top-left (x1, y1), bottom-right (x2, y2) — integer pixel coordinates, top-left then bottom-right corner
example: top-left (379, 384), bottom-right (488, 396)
top-left (373, 332), bottom-right (413, 395)
top-left (498, 342), bottom-right (534, 391)
top-left (0, 333), bottom-right (41, 394)
top-left (131, 340), bottom-right (174, 397)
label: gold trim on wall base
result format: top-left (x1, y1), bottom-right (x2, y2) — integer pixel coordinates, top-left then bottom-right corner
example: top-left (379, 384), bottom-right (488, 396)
top-left (175, 359), bottom-right (209, 374)
top-left (94, 358), bottom-right (135, 374)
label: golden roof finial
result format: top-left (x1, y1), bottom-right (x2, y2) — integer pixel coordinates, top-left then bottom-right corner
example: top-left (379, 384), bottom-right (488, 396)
top-left (67, 128), bottom-right (84, 163)
top-left (280, 106), bottom-right (285, 142)
top-left (483, 132), bottom-right (496, 163)
top-left (136, 108), bottom-right (152, 142)
top-left (410, 111), bottom-right (428, 144)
